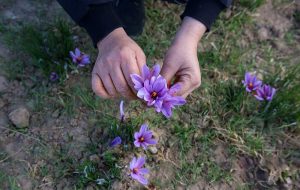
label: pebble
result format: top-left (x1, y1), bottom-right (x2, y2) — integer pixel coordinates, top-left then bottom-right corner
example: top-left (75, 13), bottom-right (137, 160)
top-left (89, 154), bottom-right (100, 162)
top-left (8, 107), bottom-right (30, 128)
top-left (258, 27), bottom-right (270, 41)
top-left (52, 109), bottom-right (60, 118)
top-left (0, 99), bottom-right (5, 109)
top-left (0, 111), bottom-right (9, 127)
top-left (0, 76), bottom-right (8, 92)
top-left (149, 146), bottom-right (158, 154)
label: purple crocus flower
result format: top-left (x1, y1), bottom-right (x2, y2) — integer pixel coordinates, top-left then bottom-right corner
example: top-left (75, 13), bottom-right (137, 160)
top-left (242, 72), bottom-right (262, 92)
top-left (110, 136), bottom-right (122, 148)
top-left (69, 48), bottom-right (90, 67)
top-left (137, 76), bottom-right (168, 107)
top-left (120, 100), bottom-right (125, 122)
top-left (130, 64), bottom-right (160, 91)
top-left (134, 124), bottom-right (157, 149)
top-left (49, 72), bottom-right (59, 81)
top-left (129, 156), bottom-right (149, 185)
top-left (254, 84), bottom-right (276, 101)
top-left (156, 84), bottom-right (186, 118)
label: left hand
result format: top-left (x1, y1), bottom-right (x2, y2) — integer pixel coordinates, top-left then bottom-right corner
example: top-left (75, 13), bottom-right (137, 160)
top-left (161, 17), bottom-right (206, 98)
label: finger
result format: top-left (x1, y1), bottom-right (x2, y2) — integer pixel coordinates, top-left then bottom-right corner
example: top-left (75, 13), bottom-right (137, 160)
top-left (101, 74), bottom-right (119, 98)
top-left (160, 60), bottom-right (180, 85)
top-left (91, 73), bottom-right (110, 99)
top-left (176, 73), bottom-right (201, 98)
top-left (111, 66), bottom-right (136, 99)
top-left (121, 54), bottom-right (141, 93)
top-left (135, 49), bottom-right (146, 72)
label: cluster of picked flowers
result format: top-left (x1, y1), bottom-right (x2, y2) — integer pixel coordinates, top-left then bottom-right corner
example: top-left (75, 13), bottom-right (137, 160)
top-left (49, 48), bottom-right (90, 82)
top-left (242, 72), bottom-right (276, 101)
top-left (109, 101), bottom-right (157, 185)
top-left (130, 64), bottom-right (186, 118)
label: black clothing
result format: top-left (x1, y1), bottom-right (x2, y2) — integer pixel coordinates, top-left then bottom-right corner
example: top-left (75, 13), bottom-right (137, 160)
top-left (57, 0), bottom-right (232, 46)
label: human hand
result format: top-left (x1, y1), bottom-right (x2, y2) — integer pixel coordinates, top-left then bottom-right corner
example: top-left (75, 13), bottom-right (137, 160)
top-left (161, 17), bottom-right (206, 98)
top-left (92, 28), bottom-right (146, 99)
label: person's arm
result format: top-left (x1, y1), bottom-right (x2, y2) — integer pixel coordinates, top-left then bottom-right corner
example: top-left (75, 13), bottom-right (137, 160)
top-left (57, 0), bottom-right (122, 46)
top-left (181, 0), bottom-right (231, 31)
top-left (58, 0), bottom-right (146, 100)
top-left (161, 0), bottom-right (232, 98)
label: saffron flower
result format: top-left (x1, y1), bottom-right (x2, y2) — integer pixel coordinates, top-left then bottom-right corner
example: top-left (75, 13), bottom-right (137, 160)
top-left (137, 76), bottom-right (168, 107)
top-left (110, 136), bottom-right (122, 147)
top-left (130, 64), bottom-right (160, 91)
top-left (156, 84), bottom-right (186, 118)
top-left (134, 124), bottom-right (157, 149)
top-left (49, 72), bottom-right (59, 81)
top-left (254, 84), bottom-right (276, 101)
top-left (129, 156), bottom-right (149, 185)
top-left (131, 64), bottom-right (186, 118)
top-left (242, 72), bottom-right (262, 92)
top-left (120, 100), bottom-right (125, 122)
top-left (69, 48), bottom-right (90, 67)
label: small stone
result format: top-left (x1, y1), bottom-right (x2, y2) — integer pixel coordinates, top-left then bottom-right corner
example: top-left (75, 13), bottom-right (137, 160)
top-left (0, 99), bottom-right (5, 109)
top-left (0, 111), bottom-right (9, 127)
top-left (52, 109), bottom-right (60, 118)
top-left (258, 27), bottom-right (270, 41)
top-left (111, 181), bottom-right (123, 190)
top-left (0, 76), bottom-right (8, 92)
top-left (149, 146), bottom-right (158, 154)
top-left (9, 107), bottom-right (30, 128)
top-left (70, 118), bottom-right (77, 127)
top-left (89, 154), bottom-right (100, 162)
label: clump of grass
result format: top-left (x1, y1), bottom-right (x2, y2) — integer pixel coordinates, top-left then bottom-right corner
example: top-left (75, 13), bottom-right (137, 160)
top-left (74, 152), bottom-right (121, 188)
top-left (20, 20), bottom-right (75, 80)
top-left (237, 0), bottom-right (265, 11)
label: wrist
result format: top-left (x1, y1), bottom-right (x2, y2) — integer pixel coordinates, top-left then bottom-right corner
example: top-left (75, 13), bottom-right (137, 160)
top-left (172, 17), bottom-right (206, 49)
top-left (97, 27), bottom-right (127, 50)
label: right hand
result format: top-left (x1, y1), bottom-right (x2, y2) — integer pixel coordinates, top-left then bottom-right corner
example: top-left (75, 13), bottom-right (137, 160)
top-left (92, 28), bottom-right (146, 99)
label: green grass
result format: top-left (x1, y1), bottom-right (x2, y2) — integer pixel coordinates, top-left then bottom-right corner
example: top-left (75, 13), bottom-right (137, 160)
top-left (0, 171), bottom-right (21, 190)
top-left (1, 0), bottom-right (299, 189)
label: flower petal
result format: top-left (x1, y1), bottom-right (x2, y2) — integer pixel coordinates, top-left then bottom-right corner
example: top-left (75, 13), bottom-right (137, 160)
top-left (130, 157), bottom-right (137, 170)
top-left (136, 157), bottom-right (145, 168)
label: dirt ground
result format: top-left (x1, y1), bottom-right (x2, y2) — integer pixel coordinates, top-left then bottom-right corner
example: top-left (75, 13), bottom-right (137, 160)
top-left (0, 0), bottom-right (300, 189)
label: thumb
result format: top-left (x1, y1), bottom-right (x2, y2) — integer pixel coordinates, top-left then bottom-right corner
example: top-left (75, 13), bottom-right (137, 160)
top-left (173, 75), bottom-right (193, 98)
top-left (160, 61), bottom-right (180, 86)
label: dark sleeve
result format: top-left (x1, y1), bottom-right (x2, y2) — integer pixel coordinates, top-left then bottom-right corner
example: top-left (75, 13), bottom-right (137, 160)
top-left (181, 0), bottom-right (232, 31)
top-left (57, 0), bottom-right (122, 46)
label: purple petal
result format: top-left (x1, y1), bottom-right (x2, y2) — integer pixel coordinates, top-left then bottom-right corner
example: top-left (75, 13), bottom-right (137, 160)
top-left (131, 173), bottom-right (148, 185)
top-left (69, 51), bottom-right (75, 58)
top-left (245, 72), bottom-right (251, 84)
top-left (169, 83), bottom-right (181, 95)
top-left (110, 136), bottom-right (122, 147)
top-left (75, 48), bottom-right (81, 56)
top-left (136, 157), bottom-right (145, 168)
top-left (134, 132), bottom-right (141, 140)
top-left (131, 74), bottom-right (144, 90)
top-left (120, 100), bottom-right (124, 122)
top-left (81, 56), bottom-right (90, 64)
top-left (140, 124), bottom-right (148, 133)
top-left (154, 100), bottom-right (163, 110)
top-left (141, 143), bottom-right (148, 150)
top-left (139, 168), bottom-right (149, 175)
top-left (144, 79), bottom-right (152, 92)
top-left (254, 95), bottom-right (264, 101)
top-left (146, 139), bottom-right (157, 145)
top-left (152, 64), bottom-right (161, 77)
top-left (134, 141), bottom-right (141, 148)
top-left (142, 64), bottom-right (150, 80)
top-left (137, 88), bottom-right (147, 99)
top-left (162, 106), bottom-right (172, 118)
top-left (130, 157), bottom-right (137, 170)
